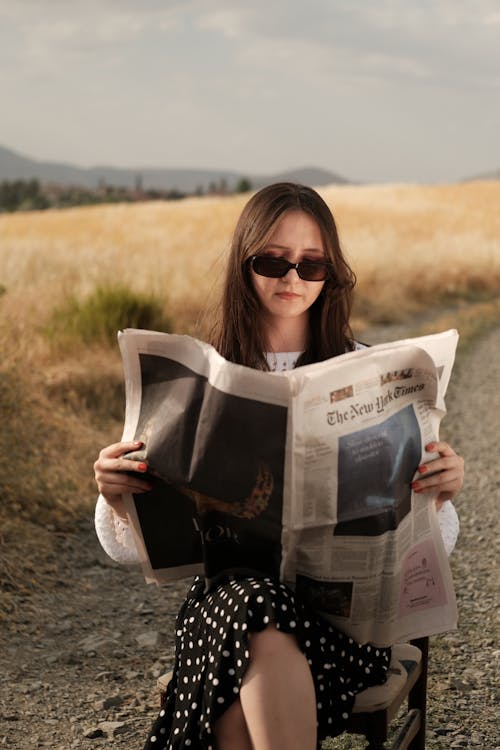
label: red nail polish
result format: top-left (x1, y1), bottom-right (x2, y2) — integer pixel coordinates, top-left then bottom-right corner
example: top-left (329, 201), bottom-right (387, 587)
top-left (418, 466), bottom-right (427, 474)
top-left (411, 482), bottom-right (419, 490)
top-left (138, 462), bottom-right (147, 472)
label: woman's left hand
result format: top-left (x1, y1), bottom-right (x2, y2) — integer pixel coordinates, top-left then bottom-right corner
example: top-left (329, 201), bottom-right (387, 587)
top-left (411, 441), bottom-right (464, 509)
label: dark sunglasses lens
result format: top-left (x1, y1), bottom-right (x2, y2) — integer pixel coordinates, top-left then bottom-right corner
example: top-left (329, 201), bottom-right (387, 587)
top-left (297, 263), bottom-right (330, 281)
top-left (252, 257), bottom-right (290, 277)
top-left (251, 256), bottom-right (331, 281)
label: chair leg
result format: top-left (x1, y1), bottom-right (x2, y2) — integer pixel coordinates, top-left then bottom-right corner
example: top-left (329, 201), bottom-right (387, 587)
top-left (407, 637), bottom-right (428, 750)
top-left (363, 712), bottom-right (389, 749)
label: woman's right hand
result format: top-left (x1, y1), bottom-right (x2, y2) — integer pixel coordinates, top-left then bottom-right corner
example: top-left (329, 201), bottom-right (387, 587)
top-left (94, 440), bottom-right (153, 518)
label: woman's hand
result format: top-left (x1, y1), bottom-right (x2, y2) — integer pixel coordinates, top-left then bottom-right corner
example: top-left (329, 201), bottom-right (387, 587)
top-left (94, 440), bottom-right (153, 518)
top-left (411, 441), bottom-right (464, 509)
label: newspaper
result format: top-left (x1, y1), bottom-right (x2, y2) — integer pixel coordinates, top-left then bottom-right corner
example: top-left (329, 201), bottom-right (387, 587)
top-left (119, 328), bottom-right (459, 646)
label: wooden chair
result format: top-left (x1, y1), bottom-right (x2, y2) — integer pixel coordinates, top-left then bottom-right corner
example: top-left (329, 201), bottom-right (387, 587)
top-left (157, 636), bottom-right (429, 750)
top-left (346, 637), bottom-right (429, 749)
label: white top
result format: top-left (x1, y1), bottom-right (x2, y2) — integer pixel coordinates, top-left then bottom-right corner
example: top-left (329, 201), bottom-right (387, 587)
top-left (95, 345), bottom-right (460, 563)
top-left (266, 351), bottom-right (302, 371)
top-left (264, 343), bottom-right (365, 372)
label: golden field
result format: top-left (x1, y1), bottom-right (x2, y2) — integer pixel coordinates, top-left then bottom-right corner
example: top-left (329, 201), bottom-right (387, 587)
top-left (0, 180), bottom-right (499, 581)
top-left (1, 181), bottom-right (500, 364)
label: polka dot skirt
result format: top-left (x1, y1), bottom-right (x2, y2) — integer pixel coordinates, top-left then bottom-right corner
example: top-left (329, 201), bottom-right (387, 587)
top-left (143, 576), bottom-right (391, 750)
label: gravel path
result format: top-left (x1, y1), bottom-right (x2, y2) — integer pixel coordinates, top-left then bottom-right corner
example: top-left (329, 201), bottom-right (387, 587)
top-left (1, 328), bottom-right (499, 749)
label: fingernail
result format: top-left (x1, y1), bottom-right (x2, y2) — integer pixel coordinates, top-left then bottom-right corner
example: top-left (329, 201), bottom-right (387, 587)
top-left (418, 466), bottom-right (428, 474)
top-left (411, 482), bottom-right (420, 491)
top-left (135, 440), bottom-right (143, 446)
top-left (426, 443), bottom-right (435, 451)
top-left (138, 462), bottom-right (148, 472)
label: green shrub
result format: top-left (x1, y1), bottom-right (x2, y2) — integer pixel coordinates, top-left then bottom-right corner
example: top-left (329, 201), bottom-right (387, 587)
top-left (45, 284), bottom-right (172, 346)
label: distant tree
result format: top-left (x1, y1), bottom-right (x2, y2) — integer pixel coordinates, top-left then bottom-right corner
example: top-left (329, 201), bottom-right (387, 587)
top-left (0, 177), bottom-right (192, 212)
top-left (236, 177), bottom-right (252, 193)
top-left (167, 188), bottom-right (186, 201)
top-left (0, 179), bottom-right (49, 212)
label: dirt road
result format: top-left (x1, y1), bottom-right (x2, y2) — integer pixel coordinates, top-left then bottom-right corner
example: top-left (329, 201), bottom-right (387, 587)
top-left (1, 327), bottom-right (499, 749)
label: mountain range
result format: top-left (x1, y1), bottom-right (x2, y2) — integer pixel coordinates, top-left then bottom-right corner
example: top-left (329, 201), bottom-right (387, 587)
top-left (0, 144), bottom-right (350, 193)
top-left (2, 145), bottom-right (499, 191)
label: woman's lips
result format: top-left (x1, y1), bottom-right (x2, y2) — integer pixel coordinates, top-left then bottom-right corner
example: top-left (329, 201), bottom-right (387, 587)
top-left (276, 292), bottom-right (300, 300)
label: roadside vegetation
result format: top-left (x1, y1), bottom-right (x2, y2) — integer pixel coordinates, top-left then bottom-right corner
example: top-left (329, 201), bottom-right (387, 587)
top-left (45, 284), bottom-right (171, 348)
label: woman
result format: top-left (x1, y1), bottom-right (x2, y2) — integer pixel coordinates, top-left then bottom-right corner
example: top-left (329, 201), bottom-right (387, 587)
top-left (94, 183), bottom-right (463, 750)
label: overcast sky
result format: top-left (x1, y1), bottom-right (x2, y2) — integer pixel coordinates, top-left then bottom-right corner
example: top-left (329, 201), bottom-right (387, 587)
top-left (1, 0), bottom-right (499, 183)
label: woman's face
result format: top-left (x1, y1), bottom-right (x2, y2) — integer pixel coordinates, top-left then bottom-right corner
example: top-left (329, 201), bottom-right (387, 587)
top-left (250, 210), bottom-right (326, 331)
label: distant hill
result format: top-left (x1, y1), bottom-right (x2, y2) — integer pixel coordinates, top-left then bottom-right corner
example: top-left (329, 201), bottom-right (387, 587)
top-left (0, 145), bottom-right (349, 193)
top-left (462, 168), bottom-right (500, 182)
top-left (252, 166), bottom-right (350, 188)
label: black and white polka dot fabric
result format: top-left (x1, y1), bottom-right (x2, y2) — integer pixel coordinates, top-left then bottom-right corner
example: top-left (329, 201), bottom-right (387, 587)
top-left (143, 575), bottom-right (391, 750)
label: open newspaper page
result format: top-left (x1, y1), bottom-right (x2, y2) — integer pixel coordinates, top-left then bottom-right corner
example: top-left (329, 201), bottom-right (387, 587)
top-left (119, 331), bottom-right (291, 584)
top-left (119, 328), bottom-right (458, 646)
top-left (282, 332), bottom-right (458, 645)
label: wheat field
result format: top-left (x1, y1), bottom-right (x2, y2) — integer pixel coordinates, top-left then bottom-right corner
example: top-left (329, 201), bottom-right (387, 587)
top-left (1, 181), bottom-right (499, 366)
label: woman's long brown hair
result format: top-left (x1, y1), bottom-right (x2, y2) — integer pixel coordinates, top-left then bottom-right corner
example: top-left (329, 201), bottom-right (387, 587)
top-left (210, 183), bottom-right (356, 369)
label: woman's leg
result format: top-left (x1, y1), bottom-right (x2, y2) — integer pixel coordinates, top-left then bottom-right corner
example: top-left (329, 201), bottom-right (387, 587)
top-left (215, 625), bottom-right (317, 750)
top-left (214, 698), bottom-right (253, 750)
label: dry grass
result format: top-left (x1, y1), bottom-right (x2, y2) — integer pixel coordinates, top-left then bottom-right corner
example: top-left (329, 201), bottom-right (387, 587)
top-left (0, 355), bottom-right (108, 612)
top-left (318, 181), bottom-right (500, 325)
top-left (0, 195), bottom-right (246, 356)
top-left (0, 181), bottom-right (499, 594)
top-left (0, 181), bottom-right (499, 361)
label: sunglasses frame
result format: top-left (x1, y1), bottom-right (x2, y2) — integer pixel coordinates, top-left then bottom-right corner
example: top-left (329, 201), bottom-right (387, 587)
top-left (247, 255), bottom-right (334, 282)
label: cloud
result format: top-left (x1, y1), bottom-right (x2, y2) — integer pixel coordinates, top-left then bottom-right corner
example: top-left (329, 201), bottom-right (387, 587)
top-left (0, 2), bottom-right (181, 66)
top-left (196, 6), bottom-right (254, 39)
top-left (0, 10), bottom-right (184, 96)
top-left (2, 0), bottom-right (498, 88)
top-left (193, 0), bottom-right (500, 89)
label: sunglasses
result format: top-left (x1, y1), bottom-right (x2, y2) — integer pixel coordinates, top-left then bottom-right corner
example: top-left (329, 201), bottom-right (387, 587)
top-left (248, 255), bottom-right (334, 282)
